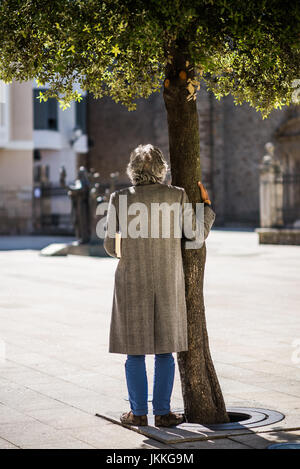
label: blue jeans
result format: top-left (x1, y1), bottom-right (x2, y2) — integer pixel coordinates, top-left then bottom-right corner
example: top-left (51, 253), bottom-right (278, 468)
top-left (125, 353), bottom-right (175, 416)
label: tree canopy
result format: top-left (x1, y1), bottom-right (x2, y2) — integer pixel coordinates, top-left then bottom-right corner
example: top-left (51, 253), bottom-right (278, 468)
top-left (0, 0), bottom-right (299, 115)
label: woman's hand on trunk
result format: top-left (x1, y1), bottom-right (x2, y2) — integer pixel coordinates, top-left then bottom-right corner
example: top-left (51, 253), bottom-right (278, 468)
top-left (197, 181), bottom-right (211, 205)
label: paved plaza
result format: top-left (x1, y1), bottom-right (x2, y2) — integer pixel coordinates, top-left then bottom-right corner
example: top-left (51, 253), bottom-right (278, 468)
top-left (0, 230), bottom-right (299, 449)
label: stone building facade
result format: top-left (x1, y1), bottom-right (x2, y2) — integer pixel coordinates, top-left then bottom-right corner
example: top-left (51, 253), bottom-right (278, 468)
top-left (0, 79), bottom-right (88, 235)
top-left (2, 80), bottom-right (297, 234)
top-left (87, 85), bottom-right (300, 227)
top-left (0, 80), bottom-right (33, 234)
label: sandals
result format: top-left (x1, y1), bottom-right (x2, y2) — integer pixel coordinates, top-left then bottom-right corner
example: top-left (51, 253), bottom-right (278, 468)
top-left (120, 411), bottom-right (148, 426)
top-left (120, 410), bottom-right (184, 427)
top-left (155, 411), bottom-right (185, 427)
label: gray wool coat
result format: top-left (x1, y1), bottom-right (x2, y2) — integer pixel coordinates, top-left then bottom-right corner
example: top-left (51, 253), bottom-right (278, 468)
top-left (104, 182), bottom-right (216, 355)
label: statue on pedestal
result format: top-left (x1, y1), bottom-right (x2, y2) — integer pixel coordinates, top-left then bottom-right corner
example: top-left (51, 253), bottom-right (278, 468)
top-left (68, 166), bottom-right (91, 244)
top-left (68, 166), bottom-right (122, 245)
top-left (59, 166), bottom-right (67, 188)
top-left (88, 169), bottom-right (105, 244)
top-left (109, 171), bottom-right (119, 193)
top-left (259, 142), bottom-right (284, 228)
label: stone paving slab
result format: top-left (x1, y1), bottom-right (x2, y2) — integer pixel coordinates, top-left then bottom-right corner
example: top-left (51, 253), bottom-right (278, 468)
top-left (63, 423), bottom-right (174, 450)
top-left (229, 429), bottom-right (300, 450)
top-left (0, 437), bottom-right (19, 449)
top-left (0, 232), bottom-right (299, 449)
top-left (40, 243), bottom-right (68, 257)
top-left (0, 420), bottom-right (69, 448)
top-left (168, 429), bottom-right (300, 449)
top-left (169, 438), bottom-right (251, 449)
top-left (25, 440), bottom-right (96, 449)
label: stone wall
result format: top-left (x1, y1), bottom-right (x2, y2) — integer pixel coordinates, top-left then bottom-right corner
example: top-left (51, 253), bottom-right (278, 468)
top-left (0, 81), bottom-right (33, 235)
top-left (221, 98), bottom-right (288, 226)
top-left (87, 87), bottom-right (299, 227)
top-left (0, 187), bottom-right (32, 234)
top-left (0, 148), bottom-right (33, 234)
top-left (87, 92), bottom-right (169, 184)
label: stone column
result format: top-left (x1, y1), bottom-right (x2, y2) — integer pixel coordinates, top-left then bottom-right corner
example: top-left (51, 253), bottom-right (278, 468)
top-left (259, 142), bottom-right (284, 228)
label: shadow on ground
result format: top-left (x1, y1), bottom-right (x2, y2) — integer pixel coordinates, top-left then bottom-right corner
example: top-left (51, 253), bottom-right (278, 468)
top-left (0, 236), bottom-right (76, 251)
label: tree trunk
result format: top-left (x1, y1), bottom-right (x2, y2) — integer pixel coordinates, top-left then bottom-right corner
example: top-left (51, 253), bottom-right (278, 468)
top-left (163, 46), bottom-right (229, 424)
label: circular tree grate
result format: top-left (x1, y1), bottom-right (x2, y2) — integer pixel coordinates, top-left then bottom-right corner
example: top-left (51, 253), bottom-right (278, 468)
top-left (174, 407), bottom-right (285, 430)
top-left (123, 401), bottom-right (285, 430)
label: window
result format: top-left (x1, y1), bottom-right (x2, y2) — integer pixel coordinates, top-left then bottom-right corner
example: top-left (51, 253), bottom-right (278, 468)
top-left (75, 96), bottom-right (87, 134)
top-left (33, 89), bottom-right (58, 130)
top-left (34, 149), bottom-right (41, 161)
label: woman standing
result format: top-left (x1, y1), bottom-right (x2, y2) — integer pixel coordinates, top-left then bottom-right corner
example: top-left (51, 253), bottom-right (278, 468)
top-left (104, 144), bottom-right (215, 427)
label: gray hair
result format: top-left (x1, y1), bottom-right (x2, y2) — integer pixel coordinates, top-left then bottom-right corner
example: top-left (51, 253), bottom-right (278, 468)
top-left (126, 144), bottom-right (168, 185)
